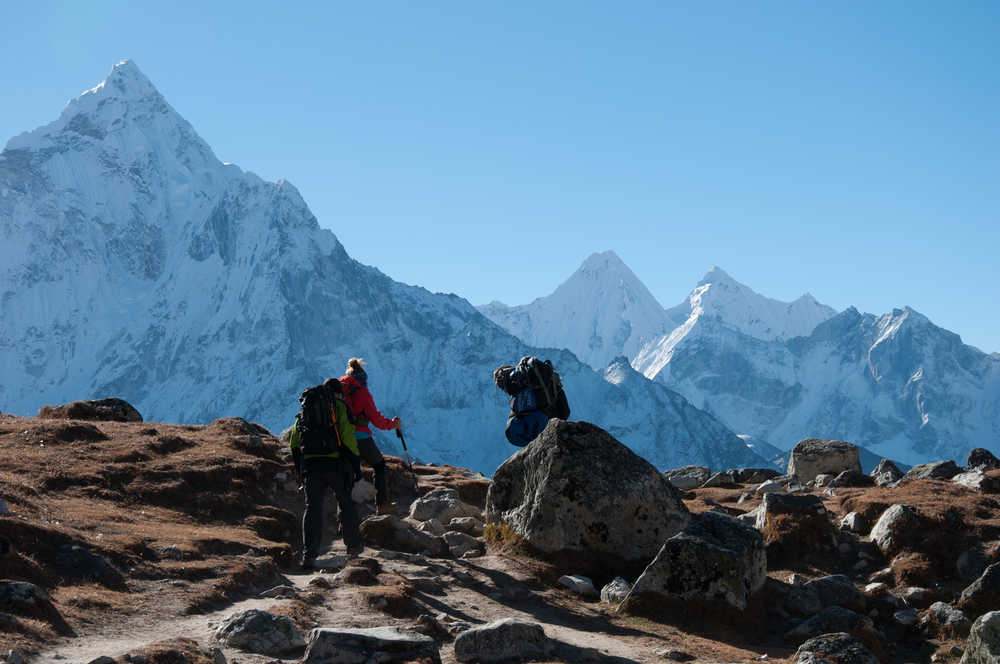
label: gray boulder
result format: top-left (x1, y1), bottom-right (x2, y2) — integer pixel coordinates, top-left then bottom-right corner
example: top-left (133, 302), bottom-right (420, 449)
top-left (829, 470), bottom-right (875, 488)
top-left (869, 504), bottom-right (923, 557)
top-left (409, 488), bottom-right (481, 523)
top-left (923, 601), bottom-right (972, 637)
top-left (38, 397), bottom-right (142, 422)
top-left (664, 465), bottom-right (710, 490)
top-left (701, 470), bottom-right (740, 488)
top-left (486, 420), bottom-right (690, 575)
top-left (787, 439), bottom-right (861, 483)
top-left (960, 563), bottom-right (1000, 618)
top-left (215, 609), bottom-right (305, 655)
top-left (968, 449), bottom-right (1000, 471)
top-left (732, 468), bottom-right (783, 484)
top-left (620, 510), bottom-right (765, 616)
top-left (416, 518), bottom-right (446, 537)
top-left (755, 493), bottom-right (834, 565)
top-left (795, 632), bottom-right (879, 664)
top-left (953, 470), bottom-right (1000, 493)
top-left (600, 577), bottom-right (631, 604)
top-left (839, 512), bottom-right (869, 535)
top-left (453, 619), bottom-right (551, 663)
top-left (305, 626), bottom-right (440, 664)
top-left (904, 460), bottom-right (962, 481)
top-left (559, 574), bottom-right (598, 598)
top-left (443, 531), bottom-right (483, 558)
top-left (448, 517), bottom-right (485, 536)
top-left (870, 459), bottom-right (904, 487)
top-left (963, 611), bottom-right (1000, 664)
top-left (360, 515), bottom-right (449, 557)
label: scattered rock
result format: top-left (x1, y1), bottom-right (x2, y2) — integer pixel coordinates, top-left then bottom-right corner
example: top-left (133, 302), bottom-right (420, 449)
top-left (968, 448), bottom-right (1000, 471)
top-left (953, 470), bottom-right (1000, 493)
top-left (962, 611), bottom-right (1000, 664)
top-left (701, 470), bottom-right (740, 488)
top-left (417, 518), bottom-right (446, 537)
top-left (664, 465), bottom-right (711, 490)
top-left (804, 575), bottom-right (865, 612)
top-left (787, 438), bottom-right (861, 483)
top-left (733, 468), bottom-right (783, 484)
top-left (559, 574), bottom-right (598, 598)
top-left (409, 488), bottom-right (481, 523)
top-left (901, 586), bottom-right (934, 609)
top-left (620, 510), bottom-right (766, 616)
top-left (360, 515), bottom-right (449, 557)
top-left (38, 397), bottom-right (143, 422)
top-left (305, 626), bottom-right (440, 664)
top-left (756, 479), bottom-right (785, 494)
top-left (448, 516), bottom-right (485, 536)
top-left (895, 608), bottom-right (919, 626)
top-left (454, 619), bottom-right (552, 663)
top-left (959, 563), bottom-right (1000, 618)
top-left (870, 504), bottom-right (923, 557)
top-left (839, 512), bottom-right (869, 535)
top-left (813, 473), bottom-right (834, 487)
top-left (486, 421), bottom-right (690, 576)
top-left (922, 601), bottom-right (972, 637)
top-left (870, 459), bottom-right (904, 487)
top-left (655, 648), bottom-right (695, 661)
top-left (755, 493), bottom-right (833, 565)
top-left (601, 577), bottom-right (631, 604)
top-left (443, 531), bottom-right (483, 558)
top-left (215, 609), bottom-right (305, 655)
top-left (785, 606), bottom-right (881, 655)
top-left (0, 581), bottom-right (73, 635)
top-left (829, 470), bottom-right (875, 488)
top-left (258, 585), bottom-right (298, 599)
top-left (794, 632), bottom-right (879, 664)
top-left (904, 460), bottom-right (962, 481)
top-left (55, 544), bottom-right (127, 590)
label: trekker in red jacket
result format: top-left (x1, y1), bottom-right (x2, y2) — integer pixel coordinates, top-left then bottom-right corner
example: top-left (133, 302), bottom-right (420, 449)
top-left (340, 357), bottom-right (401, 514)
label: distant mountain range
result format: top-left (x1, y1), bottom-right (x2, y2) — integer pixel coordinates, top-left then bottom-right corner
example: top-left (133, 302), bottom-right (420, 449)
top-left (480, 252), bottom-right (1000, 465)
top-left (0, 61), bottom-right (772, 475)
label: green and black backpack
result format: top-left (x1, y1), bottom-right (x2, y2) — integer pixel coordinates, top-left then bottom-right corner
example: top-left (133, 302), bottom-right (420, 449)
top-left (297, 384), bottom-right (341, 455)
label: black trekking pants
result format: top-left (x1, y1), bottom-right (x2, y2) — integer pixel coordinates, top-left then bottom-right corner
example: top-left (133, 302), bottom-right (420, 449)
top-left (302, 460), bottom-right (361, 558)
top-left (356, 435), bottom-right (387, 507)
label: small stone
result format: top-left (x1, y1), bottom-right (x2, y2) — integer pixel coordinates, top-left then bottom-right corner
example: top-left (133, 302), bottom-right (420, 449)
top-left (894, 608), bottom-right (919, 626)
top-left (600, 577), bottom-right (631, 604)
top-left (558, 574), bottom-right (598, 598)
top-left (653, 648), bottom-right (695, 661)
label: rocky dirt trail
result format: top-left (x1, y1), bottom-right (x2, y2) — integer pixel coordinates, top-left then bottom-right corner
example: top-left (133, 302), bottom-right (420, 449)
top-left (34, 534), bottom-right (782, 664)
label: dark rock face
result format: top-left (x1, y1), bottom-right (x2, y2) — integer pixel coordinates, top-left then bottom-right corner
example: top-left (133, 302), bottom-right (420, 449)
top-left (959, 563), bottom-right (1000, 619)
top-left (804, 575), bottom-right (866, 613)
top-left (619, 511), bottom-right (766, 616)
top-left (794, 632), bottom-right (879, 664)
top-left (903, 460), bottom-right (962, 481)
top-left (55, 544), bottom-right (126, 590)
top-left (968, 448), bottom-right (1000, 471)
top-left (486, 420), bottom-right (690, 576)
top-left (787, 438), bottom-right (861, 483)
top-left (785, 606), bottom-right (882, 657)
top-left (37, 397), bottom-right (143, 422)
top-left (870, 459), bottom-right (904, 487)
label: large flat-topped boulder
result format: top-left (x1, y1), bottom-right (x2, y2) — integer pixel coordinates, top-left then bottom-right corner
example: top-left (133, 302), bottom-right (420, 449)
top-left (38, 397), bottom-right (142, 422)
top-left (787, 438), bottom-right (861, 483)
top-left (486, 420), bottom-right (690, 576)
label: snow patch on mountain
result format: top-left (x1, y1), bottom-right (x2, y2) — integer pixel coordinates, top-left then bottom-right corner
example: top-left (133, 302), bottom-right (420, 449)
top-left (478, 251), bottom-right (676, 370)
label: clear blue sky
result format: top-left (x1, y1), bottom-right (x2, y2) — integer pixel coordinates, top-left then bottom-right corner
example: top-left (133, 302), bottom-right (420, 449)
top-left (3, 1), bottom-right (998, 352)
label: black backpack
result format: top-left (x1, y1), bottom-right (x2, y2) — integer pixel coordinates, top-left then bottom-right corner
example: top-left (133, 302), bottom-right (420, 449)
top-left (493, 356), bottom-right (571, 420)
top-left (297, 384), bottom-right (341, 455)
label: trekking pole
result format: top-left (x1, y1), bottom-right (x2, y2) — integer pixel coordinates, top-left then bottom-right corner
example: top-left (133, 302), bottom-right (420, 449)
top-left (396, 427), bottom-right (419, 489)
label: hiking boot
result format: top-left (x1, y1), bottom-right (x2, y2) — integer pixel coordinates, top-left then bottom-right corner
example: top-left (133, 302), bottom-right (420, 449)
top-left (346, 543), bottom-right (364, 557)
top-left (376, 502), bottom-right (396, 515)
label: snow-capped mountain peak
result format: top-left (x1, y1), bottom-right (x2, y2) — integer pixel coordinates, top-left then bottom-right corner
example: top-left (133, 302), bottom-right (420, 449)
top-left (478, 251), bottom-right (675, 369)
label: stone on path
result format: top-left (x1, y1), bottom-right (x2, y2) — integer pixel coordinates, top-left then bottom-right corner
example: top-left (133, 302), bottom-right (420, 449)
top-left (215, 609), bottom-right (305, 656)
top-left (453, 619), bottom-right (551, 663)
top-left (305, 626), bottom-right (440, 664)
